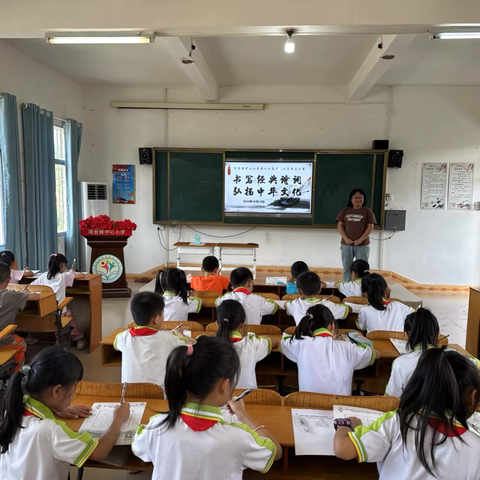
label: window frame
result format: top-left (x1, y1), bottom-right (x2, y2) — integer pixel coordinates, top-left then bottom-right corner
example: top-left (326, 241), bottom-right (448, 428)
top-left (54, 118), bottom-right (67, 236)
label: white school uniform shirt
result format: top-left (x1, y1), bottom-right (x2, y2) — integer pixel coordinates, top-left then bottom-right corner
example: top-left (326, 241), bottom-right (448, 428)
top-left (280, 328), bottom-right (375, 395)
top-left (31, 272), bottom-right (75, 305)
top-left (337, 279), bottom-right (362, 297)
top-left (0, 397), bottom-right (97, 480)
top-left (230, 331), bottom-right (271, 389)
top-left (348, 410), bottom-right (480, 480)
top-left (132, 402), bottom-right (276, 480)
top-left (215, 288), bottom-right (277, 325)
top-left (9, 269), bottom-right (25, 285)
top-left (357, 301), bottom-right (414, 334)
top-left (285, 297), bottom-right (349, 325)
top-left (162, 291), bottom-right (202, 321)
top-left (386, 346), bottom-right (480, 398)
top-left (114, 326), bottom-right (186, 389)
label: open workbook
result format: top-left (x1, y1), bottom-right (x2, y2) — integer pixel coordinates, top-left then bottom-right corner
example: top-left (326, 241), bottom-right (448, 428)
top-left (291, 405), bottom-right (385, 456)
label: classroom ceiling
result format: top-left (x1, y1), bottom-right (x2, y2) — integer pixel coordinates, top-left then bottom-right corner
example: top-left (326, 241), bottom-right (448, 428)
top-left (5, 34), bottom-right (480, 88)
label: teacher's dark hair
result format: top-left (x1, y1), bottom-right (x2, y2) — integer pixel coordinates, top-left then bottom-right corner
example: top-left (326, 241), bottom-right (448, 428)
top-left (347, 188), bottom-right (367, 207)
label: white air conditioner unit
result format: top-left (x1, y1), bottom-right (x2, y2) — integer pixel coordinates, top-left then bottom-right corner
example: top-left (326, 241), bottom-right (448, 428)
top-left (80, 182), bottom-right (109, 271)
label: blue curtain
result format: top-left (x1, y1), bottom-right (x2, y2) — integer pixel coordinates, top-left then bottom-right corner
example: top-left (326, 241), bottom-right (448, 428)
top-left (65, 119), bottom-right (83, 268)
top-left (0, 93), bottom-right (27, 266)
top-left (22, 104), bottom-right (57, 270)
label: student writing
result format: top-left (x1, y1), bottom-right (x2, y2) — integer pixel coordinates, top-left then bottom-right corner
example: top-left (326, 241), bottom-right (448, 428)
top-left (190, 256), bottom-right (230, 296)
top-left (215, 299), bottom-right (278, 389)
top-left (334, 347), bottom-right (480, 479)
top-left (32, 254), bottom-right (87, 350)
top-left (357, 273), bottom-right (414, 334)
top-left (0, 262), bottom-right (39, 371)
top-left (216, 267), bottom-right (277, 325)
top-left (0, 250), bottom-right (34, 285)
top-left (285, 271), bottom-right (349, 325)
top-left (0, 347), bottom-right (130, 480)
top-left (336, 259), bottom-right (369, 298)
top-left (132, 335), bottom-right (282, 479)
top-left (155, 268), bottom-right (202, 321)
top-left (114, 291), bottom-right (188, 389)
top-left (281, 305), bottom-right (379, 395)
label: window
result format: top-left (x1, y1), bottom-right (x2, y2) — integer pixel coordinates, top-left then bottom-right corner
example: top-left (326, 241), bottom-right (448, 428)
top-left (54, 122), bottom-right (67, 234)
top-left (0, 152), bottom-right (4, 246)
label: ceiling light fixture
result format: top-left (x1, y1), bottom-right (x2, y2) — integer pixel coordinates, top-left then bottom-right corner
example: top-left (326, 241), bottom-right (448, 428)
top-left (181, 38), bottom-right (196, 64)
top-left (430, 28), bottom-right (480, 40)
top-left (46, 32), bottom-right (155, 45)
top-left (285, 30), bottom-right (295, 53)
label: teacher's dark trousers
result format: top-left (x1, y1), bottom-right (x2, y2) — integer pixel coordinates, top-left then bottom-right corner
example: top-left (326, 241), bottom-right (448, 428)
top-left (340, 245), bottom-right (370, 282)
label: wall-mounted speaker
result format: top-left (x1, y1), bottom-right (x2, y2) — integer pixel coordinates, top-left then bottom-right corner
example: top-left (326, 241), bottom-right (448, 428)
top-left (372, 140), bottom-right (389, 150)
top-left (388, 150), bottom-right (404, 168)
top-left (139, 148), bottom-right (152, 165)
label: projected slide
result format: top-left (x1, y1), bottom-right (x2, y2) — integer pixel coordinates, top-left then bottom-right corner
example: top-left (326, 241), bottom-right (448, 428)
top-left (225, 161), bottom-right (313, 215)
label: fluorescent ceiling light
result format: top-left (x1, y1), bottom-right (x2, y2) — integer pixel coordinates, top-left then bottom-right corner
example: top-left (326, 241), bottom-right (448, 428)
top-left (430, 29), bottom-right (480, 40)
top-left (285, 29), bottom-right (295, 53)
top-left (46, 32), bottom-right (154, 45)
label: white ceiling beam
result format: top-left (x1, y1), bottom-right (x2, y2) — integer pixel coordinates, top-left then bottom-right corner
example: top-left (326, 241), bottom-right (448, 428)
top-left (348, 34), bottom-right (417, 101)
top-left (160, 37), bottom-right (218, 101)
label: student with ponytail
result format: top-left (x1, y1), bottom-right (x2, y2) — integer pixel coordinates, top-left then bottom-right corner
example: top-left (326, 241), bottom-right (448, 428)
top-left (357, 273), bottom-right (414, 334)
top-left (335, 347), bottom-right (480, 479)
top-left (336, 259), bottom-right (370, 298)
top-left (215, 300), bottom-right (278, 389)
top-left (32, 254), bottom-right (87, 349)
top-left (0, 347), bottom-right (130, 480)
top-left (132, 336), bottom-right (282, 479)
top-left (0, 249), bottom-right (34, 284)
top-left (281, 305), bottom-right (379, 395)
top-left (154, 268), bottom-right (202, 321)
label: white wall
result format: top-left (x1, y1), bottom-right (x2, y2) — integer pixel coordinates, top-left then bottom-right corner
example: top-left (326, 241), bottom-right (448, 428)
top-left (81, 85), bottom-right (480, 285)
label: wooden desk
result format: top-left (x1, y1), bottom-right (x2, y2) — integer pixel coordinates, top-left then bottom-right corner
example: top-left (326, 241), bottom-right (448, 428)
top-left (65, 395), bottom-right (381, 477)
top-left (7, 285), bottom-right (58, 317)
top-left (467, 287), bottom-right (480, 358)
top-left (20, 274), bottom-right (103, 352)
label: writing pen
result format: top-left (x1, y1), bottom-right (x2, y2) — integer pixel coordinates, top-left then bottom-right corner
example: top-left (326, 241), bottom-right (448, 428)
top-left (120, 382), bottom-right (128, 404)
top-left (234, 389), bottom-right (253, 402)
top-left (438, 335), bottom-right (450, 343)
top-left (174, 323), bottom-right (184, 331)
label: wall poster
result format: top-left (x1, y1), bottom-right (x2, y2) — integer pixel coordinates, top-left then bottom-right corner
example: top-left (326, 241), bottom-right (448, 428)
top-left (112, 164), bottom-right (135, 204)
top-left (448, 163), bottom-right (474, 210)
top-left (421, 163), bottom-right (447, 210)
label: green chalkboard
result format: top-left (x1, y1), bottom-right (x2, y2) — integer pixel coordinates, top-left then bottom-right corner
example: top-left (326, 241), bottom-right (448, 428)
top-left (169, 152), bottom-right (224, 222)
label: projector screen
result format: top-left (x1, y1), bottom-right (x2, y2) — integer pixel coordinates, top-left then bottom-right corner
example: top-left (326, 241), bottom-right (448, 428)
top-left (224, 161), bottom-right (313, 215)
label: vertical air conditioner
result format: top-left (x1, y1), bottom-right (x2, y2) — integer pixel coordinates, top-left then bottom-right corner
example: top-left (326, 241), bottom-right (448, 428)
top-left (80, 182), bottom-right (109, 271)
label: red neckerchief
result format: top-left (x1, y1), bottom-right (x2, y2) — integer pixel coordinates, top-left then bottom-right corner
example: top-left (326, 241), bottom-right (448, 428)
top-left (23, 409), bottom-right (35, 417)
top-left (312, 328), bottom-right (334, 338)
top-left (383, 301), bottom-right (391, 306)
top-left (233, 288), bottom-right (251, 295)
top-left (427, 417), bottom-right (467, 437)
top-left (180, 415), bottom-right (219, 431)
top-left (129, 327), bottom-right (158, 337)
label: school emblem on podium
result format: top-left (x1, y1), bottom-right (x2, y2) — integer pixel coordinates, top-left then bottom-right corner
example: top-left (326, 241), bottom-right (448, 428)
top-left (92, 254), bottom-right (123, 283)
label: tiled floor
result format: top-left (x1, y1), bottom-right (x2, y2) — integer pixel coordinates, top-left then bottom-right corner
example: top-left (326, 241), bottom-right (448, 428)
top-left (49, 283), bottom-right (467, 479)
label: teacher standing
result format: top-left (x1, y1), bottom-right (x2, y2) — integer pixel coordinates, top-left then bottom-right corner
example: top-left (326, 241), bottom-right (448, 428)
top-left (336, 188), bottom-right (377, 282)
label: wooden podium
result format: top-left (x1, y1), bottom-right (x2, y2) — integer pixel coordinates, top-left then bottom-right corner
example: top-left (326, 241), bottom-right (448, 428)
top-left (83, 234), bottom-right (131, 298)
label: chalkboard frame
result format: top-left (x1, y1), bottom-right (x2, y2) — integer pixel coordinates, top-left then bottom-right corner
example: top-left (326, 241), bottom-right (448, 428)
top-left (153, 148), bottom-right (388, 229)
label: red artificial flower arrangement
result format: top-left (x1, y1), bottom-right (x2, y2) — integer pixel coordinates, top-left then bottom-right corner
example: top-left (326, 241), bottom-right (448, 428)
top-left (79, 215), bottom-right (137, 236)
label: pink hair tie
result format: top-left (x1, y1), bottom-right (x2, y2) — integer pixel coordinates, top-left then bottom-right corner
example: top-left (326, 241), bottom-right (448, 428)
top-left (186, 343), bottom-right (194, 356)
top-left (223, 318), bottom-right (229, 323)
top-left (51, 254), bottom-right (57, 257)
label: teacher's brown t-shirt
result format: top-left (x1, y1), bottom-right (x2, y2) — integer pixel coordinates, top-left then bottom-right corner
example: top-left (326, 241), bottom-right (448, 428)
top-left (336, 207), bottom-right (377, 245)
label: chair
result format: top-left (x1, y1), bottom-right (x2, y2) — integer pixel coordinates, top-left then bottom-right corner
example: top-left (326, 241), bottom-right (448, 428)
top-left (0, 325), bottom-right (18, 377)
top-left (232, 388), bottom-right (283, 406)
top-left (193, 291), bottom-right (220, 309)
top-left (343, 296), bottom-right (369, 305)
top-left (75, 381), bottom-right (164, 399)
top-left (284, 326), bottom-right (357, 336)
top-left (282, 294), bottom-right (341, 304)
top-left (14, 286), bottom-right (75, 347)
top-left (366, 330), bottom-right (448, 347)
top-left (282, 294), bottom-right (300, 301)
top-left (127, 321), bottom-right (205, 331)
top-left (256, 292), bottom-right (280, 301)
top-left (205, 323), bottom-right (281, 336)
top-left (284, 391), bottom-right (399, 412)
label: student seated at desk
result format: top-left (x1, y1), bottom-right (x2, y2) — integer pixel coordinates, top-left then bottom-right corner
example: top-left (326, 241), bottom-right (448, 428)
top-left (285, 271), bottom-right (349, 325)
top-left (189, 255), bottom-right (230, 296)
top-left (385, 308), bottom-right (479, 398)
top-left (334, 348), bottom-right (480, 480)
top-left (0, 347), bottom-right (130, 480)
top-left (114, 292), bottom-right (188, 389)
top-left (281, 305), bottom-right (379, 395)
top-left (286, 261), bottom-right (309, 294)
top-left (336, 259), bottom-right (370, 298)
top-left (0, 263), bottom-right (39, 371)
top-left (0, 250), bottom-right (34, 285)
top-left (215, 300), bottom-right (278, 389)
top-left (132, 335), bottom-right (282, 479)
top-left (32, 254), bottom-right (87, 350)
top-left (155, 268), bottom-right (202, 321)
top-left (216, 267), bottom-right (277, 325)
top-left (357, 273), bottom-right (414, 334)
